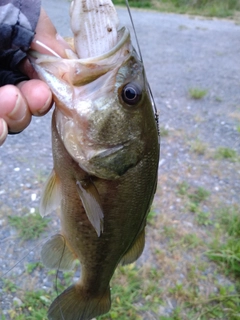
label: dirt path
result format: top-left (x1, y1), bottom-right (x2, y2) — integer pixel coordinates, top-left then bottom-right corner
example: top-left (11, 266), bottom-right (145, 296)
top-left (0, 0), bottom-right (240, 318)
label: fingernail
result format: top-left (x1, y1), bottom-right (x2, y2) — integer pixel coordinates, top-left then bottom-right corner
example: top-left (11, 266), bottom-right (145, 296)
top-left (56, 33), bottom-right (64, 42)
top-left (0, 119), bottom-right (8, 146)
top-left (8, 94), bottom-right (27, 121)
top-left (36, 89), bottom-right (52, 116)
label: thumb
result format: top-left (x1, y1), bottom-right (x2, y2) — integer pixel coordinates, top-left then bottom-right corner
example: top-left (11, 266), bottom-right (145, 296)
top-left (31, 8), bottom-right (71, 58)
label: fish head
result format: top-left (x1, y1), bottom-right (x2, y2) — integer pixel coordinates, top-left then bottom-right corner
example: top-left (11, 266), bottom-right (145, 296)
top-left (29, 0), bottom-right (158, 180)
top-left (56, 47), bottom-right (155, 179)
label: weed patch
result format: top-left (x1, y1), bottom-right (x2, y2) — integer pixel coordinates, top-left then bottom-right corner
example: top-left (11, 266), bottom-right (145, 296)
top-left (8, 212), bottom-right (50, 240)
top-left (190, 139), bottom-right (207, 155)
top-left (188, 187), bottom-right (210, 205)
top-left (188, 291), bottom-right (240, 320)
top-left (188, 87), bottom-right (208, 100)
top-left (98, 265), bottom-right (163, 319)
top-left (2, 279), bottom-right (17, 293)
top-left (160, 126), bottom-right (169, 137)
top-left (147, 209), bottom-right (157, 225)
top-left (112, 0), bottom-right (240, 18)
top-left (177, 181), bottom-right (190, 196)
top-left (216, 205), bottom-right (240, 237)
top-left (25, 262), bottom-right (44, 274)
top-left (215, 147), bottom-right (239, 161)
top-left (8, 290), bottom-right (52, 320)
top-left (4, 264), bottom-right (164, 320)
top-left (195, 211), bottom-right (213, 226)
top-left (208, 238), bottom-right (240, 275)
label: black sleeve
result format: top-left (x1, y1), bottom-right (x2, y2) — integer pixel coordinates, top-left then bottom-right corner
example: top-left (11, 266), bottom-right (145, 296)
top-left (0, 0), bottom-right (41, 86)
top-left (0, 0), bottom-right (41, 51)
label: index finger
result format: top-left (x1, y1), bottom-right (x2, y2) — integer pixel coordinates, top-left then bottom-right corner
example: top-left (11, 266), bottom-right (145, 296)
top-left (31, 8), bottom-right (71, 58)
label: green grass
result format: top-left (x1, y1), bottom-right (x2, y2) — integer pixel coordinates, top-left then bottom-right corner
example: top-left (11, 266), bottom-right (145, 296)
top-left (25, 262), bottom-right (44, 274)
top-left (170, 186), bottom-right (240, 318)
top-left (216, 205), bottom-right (240, 237)
top-left (7, 289), bottom-right (52, 320)
top-left (4, 203), bottom-right (240, 320)
top-left (190, 139), bottom-right (207, 155)
top-left (6, 265), bottom-right (163, 320)
top-left (188, 87), bottom-right (208, 100)
top-left (113, 0), bottom-right (151, 8)
top-left (160, 126), bottom-right (169, 137)
top-left (8, 212), bottom-right (50, 240)
top-left (147, 209), bottom-right (157, 224)
top-left (183, 186), bottom-right (213, 225)
top-left (2, 279), bottom-right (18, 293)
top-left (177, 181), bottom-right (190, 196)
top-left (208, 238), bottom-right (240, 275)
top-left (203, 206), bottom-right (240, 319)
top-left (207, 205), bottom-right (240, 277)
top-left (3, 187), bottom-right (239, 320)
top-left (177, 184), bottom-right (212, 224)
top-left (195, 210), bottom-right (213, 226)
top-left (98, 265), bottom-right (163, 319)
top-left (180, 233), bottom-right (203, 249)
top-left (113, 0), bottom-right (240, 18)
top-left (188, 289), bottom-right (240, 320)
top-left (188, 187), bottom-right (210, 205)
top-left (215, 147), bottom-right (239, 161)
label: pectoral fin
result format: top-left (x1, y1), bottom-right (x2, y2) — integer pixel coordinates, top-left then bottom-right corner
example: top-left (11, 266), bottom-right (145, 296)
top-left (76, 180), bottom-right (104, 237)
top-left (39, 169), bottom-right (61, 217)
top-left (41, 234), bottom-right (76, 270)
top-left (120, 229), bottom-right (145, 265)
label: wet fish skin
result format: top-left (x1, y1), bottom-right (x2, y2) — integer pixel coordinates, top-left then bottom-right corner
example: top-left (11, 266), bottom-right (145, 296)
top-left (30, 0), bottom-right (160, 319)
top-left (45, 104), bottom-right (158, 320)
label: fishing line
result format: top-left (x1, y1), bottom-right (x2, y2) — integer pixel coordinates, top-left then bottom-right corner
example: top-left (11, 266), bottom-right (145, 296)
top-left (125, 0), bottom-right (143, 62)
top-left (34, 40), bottom-right (61, 58)
top-left (148, 83), bottom-right (160, 138)
top-left (54, 234), bottom-right (68, 320)
top-left (2, 236), bottom-right (49, 277)
top-left (125, 0), bottom-right (160, 137)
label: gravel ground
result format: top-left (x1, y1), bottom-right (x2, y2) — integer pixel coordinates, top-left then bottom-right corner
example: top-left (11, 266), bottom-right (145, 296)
top-left (0, 0), bottom-right (240, 318)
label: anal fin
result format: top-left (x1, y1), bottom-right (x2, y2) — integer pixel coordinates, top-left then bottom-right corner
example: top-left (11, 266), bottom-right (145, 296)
top-left (41, 234), bottom-right (76, 270)
top-left (120, 229), bottom-right (145, 265)
top-left (76, 179), bottom-right (104, 237)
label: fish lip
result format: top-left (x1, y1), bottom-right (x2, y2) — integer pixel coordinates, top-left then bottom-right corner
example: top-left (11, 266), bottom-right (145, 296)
top-left (77, 27), bottom-right (130, 62)
top-left (28, 27), bottom-right (130, 63)
top-left (92, 143), bottom-right (126, 159)
top-left (82, 141), bottom-right (132, 162)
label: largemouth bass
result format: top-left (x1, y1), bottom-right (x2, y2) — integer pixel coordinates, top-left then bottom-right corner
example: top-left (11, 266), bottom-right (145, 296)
top-left (30, 0), bottom-right (159, 319)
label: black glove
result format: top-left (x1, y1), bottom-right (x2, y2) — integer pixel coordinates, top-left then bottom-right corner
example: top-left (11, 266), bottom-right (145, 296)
top-left (0, 48), bottom-right (29, 86)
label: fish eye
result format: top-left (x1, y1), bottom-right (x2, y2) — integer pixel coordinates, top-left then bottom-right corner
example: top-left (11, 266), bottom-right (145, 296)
top-left (121, 83), bottom-right (142, 106)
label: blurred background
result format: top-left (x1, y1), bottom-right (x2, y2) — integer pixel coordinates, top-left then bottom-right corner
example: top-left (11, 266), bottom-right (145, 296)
top-left (0, 0), bottom-right (240, 319)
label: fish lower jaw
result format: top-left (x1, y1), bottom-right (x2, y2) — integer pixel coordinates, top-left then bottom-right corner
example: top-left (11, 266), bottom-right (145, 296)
top-left (72, 27), bottom-right (130, 63)
top-left (70, 0), bottom-right (119, 59)
top-left (86, 144), bottom-right (125, 159)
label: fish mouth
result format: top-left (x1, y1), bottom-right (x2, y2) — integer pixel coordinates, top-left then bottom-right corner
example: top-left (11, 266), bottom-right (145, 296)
top-left (87, 142), bottom-right (127, 160)
top-left (73, 27), bottom-right (130, 63)
top-left (84, 140), bottom-right (142, 179)
top-left (29, 27), bottom-right (130, 63)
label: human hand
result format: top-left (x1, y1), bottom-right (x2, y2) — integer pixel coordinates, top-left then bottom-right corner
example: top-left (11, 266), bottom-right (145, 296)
top-left (0, 9), bottom-right (70, 146)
